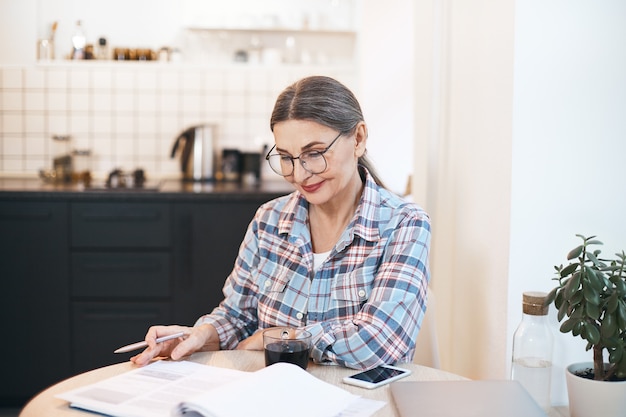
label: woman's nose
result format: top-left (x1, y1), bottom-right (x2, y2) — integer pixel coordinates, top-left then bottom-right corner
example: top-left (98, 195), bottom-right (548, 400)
top-left (292, 160), bottom-right (312, 183)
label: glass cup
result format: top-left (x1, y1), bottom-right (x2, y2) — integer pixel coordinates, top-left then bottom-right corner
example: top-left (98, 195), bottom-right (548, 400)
top-left (263, 327), bottom-right (312, 370)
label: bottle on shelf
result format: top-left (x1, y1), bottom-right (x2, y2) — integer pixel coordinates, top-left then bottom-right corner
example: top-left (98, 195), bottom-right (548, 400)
top-left (95, 37), bottom-right (109, 60)
top-left (71, 20), bottom-right (86, 60)
top-left (511, 291), bottom-right (554, 411)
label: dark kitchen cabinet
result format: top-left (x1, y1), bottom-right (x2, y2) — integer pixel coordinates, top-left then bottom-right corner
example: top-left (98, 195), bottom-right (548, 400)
top-left (0, 201), bottom-right (71, 406)
top-left (69, 202), bottom-right (172, 374)
top-left (172, 200), bottom-right (264, 325)
top-left (0, 179), bottom-right (291, 408)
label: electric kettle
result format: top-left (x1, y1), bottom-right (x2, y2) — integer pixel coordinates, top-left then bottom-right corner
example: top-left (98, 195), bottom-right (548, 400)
top-left (170, 124), bottom-right (217, 181)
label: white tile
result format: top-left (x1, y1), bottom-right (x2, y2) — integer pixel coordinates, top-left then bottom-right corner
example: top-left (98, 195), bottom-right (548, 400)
top-left (137, 137), bottom-right (159, 157)
top-left (225, 70), bottom-right (247, 92)
top-left (47, 91), bottom-right (68, 111)
top-left (2, 136), bottom-right (22, 155)
top-left (248, 71), bottom-right (269, 93)
top-left (25, 135), bottom-right (46, 155)
top-left (137, 92), bottom-right (158, 113)
top-left (92, 137), bottom-right (114, 157)
top-left (113, 69), bottom-right (135, 90)
top-left (25, 114), bottom-right (46, 133)
top-left (69, 68), bottom-right (90, 89)
top-left (92, 69), bottom-right (113, 90)
top-left (25, 91), bottom-right (46, 112)
top-left (93, 114), bottom-right (113, 135)
top-left (24, 68), bottom-right (46, 89)
top-left (136, 114), bottom-right (158, 135)
top-left (159, 92), bottom-right (179, 113)
top-left (137, 69), bottom-right (158, 91)
top-left (2, 159), bottom-right (24, 171)
top-left (114, 114), bottom-right (135, 135)
top-left (181, 93), bottom-right (202, 113)
top-left (2, 91), bottom-right (23, 111)
top-left (1, 68), bottom-right (23, 89)
top-left (159, 70), bottom-right (180, 91)
top-left (114, 136), bottom-right (135, 157)
top-left (203, 70), bottom-right (225, 91)
top-left (70, 113), bottom-right (90, 134)
top-left (26, 156), bottom-right (47, 171)
top-left (47, 68), bottom-right (68, 89)
top-left (225, 94), bottom-right (247, 114)
top-left (2, 114), bottom-right (23, 134)
top-left (113, 92), bottom-right (135, 112)
top-left (159, 114), bottom-right (180, 138)
top-left (181, 70), bottom-right (203, 92)
top-left (48, 115), bottom-right (69, 134)
top-left (70, 92), bottom-right (91, 112)
top-left (93, 91), bottom-right (112, 112)
top-left (204, 93), bottom-right (224, 116)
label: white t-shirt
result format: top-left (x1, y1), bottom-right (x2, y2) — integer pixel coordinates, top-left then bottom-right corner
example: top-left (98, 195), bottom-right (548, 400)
top-left (312, 250), bottom-right (331, 272)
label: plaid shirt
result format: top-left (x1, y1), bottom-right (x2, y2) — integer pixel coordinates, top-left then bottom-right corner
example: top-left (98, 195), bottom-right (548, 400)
top-left (196, 168), bottom-right (431, 369)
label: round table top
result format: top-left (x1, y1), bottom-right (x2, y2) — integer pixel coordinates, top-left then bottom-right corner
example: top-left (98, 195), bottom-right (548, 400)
top-left (20, 351), bottom-right (467, 417)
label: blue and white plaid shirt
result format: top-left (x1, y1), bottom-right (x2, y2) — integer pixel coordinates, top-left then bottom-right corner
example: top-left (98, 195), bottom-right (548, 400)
top-left (196, 168), bottom-right (431, 369)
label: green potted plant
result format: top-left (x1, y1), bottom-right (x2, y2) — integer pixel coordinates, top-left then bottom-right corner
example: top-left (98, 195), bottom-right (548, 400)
top-left (545, 234), bottom-right (626, 417)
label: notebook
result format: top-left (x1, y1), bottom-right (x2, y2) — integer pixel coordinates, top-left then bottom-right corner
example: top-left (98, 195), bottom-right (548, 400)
top-left (390, 380), bottom-right (547, 417)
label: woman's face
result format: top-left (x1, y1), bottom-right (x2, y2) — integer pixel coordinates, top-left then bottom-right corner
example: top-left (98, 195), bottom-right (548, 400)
top-left (272, 119), bottom-right (367, 206)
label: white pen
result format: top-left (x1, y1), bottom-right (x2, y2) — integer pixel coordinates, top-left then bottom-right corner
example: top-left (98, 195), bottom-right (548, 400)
top-left (114, 331), bottom-right (186, 354)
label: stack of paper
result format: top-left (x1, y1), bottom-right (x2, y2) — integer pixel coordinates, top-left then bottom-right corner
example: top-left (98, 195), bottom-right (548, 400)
top-left (56, 360), bottom-right (384, 417)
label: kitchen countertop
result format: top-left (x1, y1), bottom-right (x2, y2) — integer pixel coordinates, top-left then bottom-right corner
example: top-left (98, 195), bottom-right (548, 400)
top-left (0, 177), bottom-right (295, 201)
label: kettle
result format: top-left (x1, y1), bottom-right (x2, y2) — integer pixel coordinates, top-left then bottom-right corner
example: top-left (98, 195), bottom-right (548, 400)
top-left (171, 124), bottom-right (217, 181)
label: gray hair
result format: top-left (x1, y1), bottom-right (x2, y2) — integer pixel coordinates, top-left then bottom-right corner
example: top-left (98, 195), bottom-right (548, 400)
top-left (270, 76), bottom-right (386, 188)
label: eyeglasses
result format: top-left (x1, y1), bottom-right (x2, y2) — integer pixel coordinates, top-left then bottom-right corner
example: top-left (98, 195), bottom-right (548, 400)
top-left (265, 131), bottom-right (343, 177)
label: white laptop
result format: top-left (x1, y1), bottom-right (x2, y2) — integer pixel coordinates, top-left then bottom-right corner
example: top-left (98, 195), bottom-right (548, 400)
top-left (390, 380), bottom-right (547, 417)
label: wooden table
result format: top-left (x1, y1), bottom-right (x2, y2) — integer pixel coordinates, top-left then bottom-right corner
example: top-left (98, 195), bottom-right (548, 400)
top-left (20, 350), bottom-right (467, 417)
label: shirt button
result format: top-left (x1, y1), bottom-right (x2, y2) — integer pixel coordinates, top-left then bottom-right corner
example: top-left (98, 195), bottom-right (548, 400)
top-left (296, 312), bottom-right (304, 320)
top-left (358, 289), bottom-right (366, 298)
top-left (264, 280), bottom-right (271, 288)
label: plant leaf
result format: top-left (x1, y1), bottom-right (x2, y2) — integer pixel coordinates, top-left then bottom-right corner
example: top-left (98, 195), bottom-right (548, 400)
top-left (601, 313), bottom-right (616, 338)
top-left (586, 301), bottom-right (601, 320)
top-left (567, 245), bottom-right (583, 260)
top-left (560, 263), bottom-right (578, 278)
top-left (560, 318), bottom-right (578, 334)
top-left (584, 322), bottom-right (601, 345)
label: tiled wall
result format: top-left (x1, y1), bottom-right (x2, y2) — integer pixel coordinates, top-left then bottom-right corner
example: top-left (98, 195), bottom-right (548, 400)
top-left (0, 63), bottom-right (356, 179)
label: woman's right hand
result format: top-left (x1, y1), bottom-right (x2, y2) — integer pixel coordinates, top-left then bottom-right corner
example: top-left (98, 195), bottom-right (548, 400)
top-left (130, 323), bottom-right (220, 367)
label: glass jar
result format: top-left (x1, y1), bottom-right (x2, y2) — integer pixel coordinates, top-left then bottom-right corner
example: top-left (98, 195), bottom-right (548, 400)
top-left (511, 291), bottom-right (554, 410)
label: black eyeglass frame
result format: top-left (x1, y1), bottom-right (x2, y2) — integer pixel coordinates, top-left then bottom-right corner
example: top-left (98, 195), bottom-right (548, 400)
top-left (264, 131), bottom-right (343, 177)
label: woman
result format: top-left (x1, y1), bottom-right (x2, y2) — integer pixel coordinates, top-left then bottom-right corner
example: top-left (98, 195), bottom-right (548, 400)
top-left (132, 75), bottom-right (431, 370)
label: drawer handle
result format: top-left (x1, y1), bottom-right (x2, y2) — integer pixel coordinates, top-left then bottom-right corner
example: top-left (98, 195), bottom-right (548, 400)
top-left (80, 212), bottom-right (161, 222)
top-left (81, 262), bottom-right (161, 273)
top-left (0, 209), bottom-right (52, 220)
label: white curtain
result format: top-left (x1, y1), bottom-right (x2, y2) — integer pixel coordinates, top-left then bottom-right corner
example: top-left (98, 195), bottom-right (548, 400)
top-left (412, 0), bottom-right (515, 380)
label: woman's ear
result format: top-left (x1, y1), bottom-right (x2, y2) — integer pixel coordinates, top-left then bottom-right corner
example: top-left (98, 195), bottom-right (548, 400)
top-left (354, 122), bottom-right (368, 157)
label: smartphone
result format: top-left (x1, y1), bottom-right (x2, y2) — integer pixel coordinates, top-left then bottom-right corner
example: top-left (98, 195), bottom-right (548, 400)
top-left (342, 364), bottom-right (412, 389)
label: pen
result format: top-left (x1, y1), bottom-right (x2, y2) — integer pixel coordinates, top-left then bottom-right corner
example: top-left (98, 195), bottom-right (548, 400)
top-left (114, 331), bottom-right (186, 354)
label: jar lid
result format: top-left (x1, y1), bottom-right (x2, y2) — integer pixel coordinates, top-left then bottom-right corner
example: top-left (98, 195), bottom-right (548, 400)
top-left (522, 291), bottom-right (549, 315)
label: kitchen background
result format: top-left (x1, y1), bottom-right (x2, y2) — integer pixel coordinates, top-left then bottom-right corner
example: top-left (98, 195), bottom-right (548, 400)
top-left (0, 0), bottom-right (415, 194)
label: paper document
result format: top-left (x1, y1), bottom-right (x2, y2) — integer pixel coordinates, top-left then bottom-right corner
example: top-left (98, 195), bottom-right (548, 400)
top-left (56, 360), bottom-right (383, 417)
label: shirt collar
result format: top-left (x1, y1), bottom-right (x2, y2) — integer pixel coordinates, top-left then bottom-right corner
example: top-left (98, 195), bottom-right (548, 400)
top-left (277, 166), bottom-right (381, 244)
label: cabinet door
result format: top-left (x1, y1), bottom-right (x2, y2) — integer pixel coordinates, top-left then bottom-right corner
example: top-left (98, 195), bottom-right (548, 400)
top-left (0, 201), bottom-right (71, 406)
top-left (71, 202), bottom-right (170, 248)
top-left (172, 201), bottom-right (264, 325)
top-left (72, 301), bottom-right (171, 373)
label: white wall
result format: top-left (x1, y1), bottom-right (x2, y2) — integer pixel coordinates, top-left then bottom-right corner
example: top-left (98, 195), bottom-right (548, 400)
top-left (0, 0), bottom-right (414, 193)
top-left (414, 0), bottom-right (626, 408)
top-left (508, 0), bottom-right (626, 406)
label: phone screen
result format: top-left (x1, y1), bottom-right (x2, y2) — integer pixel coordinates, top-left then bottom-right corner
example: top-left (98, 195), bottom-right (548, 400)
top-left (350, 366), bottom-right (407, 383)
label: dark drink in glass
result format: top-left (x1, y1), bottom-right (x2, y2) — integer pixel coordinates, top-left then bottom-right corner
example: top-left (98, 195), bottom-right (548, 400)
top-left (264, 340), bottom-right (310, 370)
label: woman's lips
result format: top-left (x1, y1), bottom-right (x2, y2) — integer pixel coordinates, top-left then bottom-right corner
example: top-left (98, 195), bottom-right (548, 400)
top-left (301, 181), bottom-right (324, 193)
